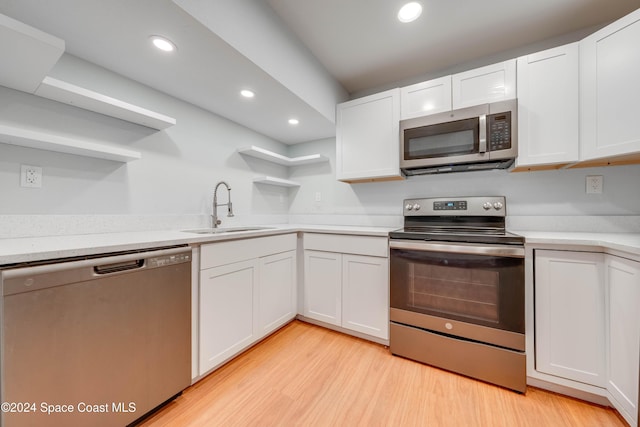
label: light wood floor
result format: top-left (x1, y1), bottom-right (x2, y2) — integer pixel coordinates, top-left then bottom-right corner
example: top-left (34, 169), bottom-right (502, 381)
top-left (140, 321), bottom-right (626, 427)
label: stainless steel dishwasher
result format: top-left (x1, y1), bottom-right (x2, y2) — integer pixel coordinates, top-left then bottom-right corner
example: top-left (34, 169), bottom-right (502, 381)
top-left (0, 246), bottom-right (192, 427)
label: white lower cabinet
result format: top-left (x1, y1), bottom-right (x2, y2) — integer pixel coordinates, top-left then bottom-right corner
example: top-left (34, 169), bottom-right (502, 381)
top-left (341, 254), bottom-right (389, 339)
top-left (198, 234), bottom-right (296, 376)
top-left (304, 250), bottom-right (342, 325)
top-left (535, 250), bottom-right (606, 387)
top-left (259, 250), bottom-right (297, 336)
top-left (606, 256), bottom-right (640, 426)
top-left (199, 259), bottom-right (258, 375)
top-left (303, 233), bottom-right (389, 340)
top-left (534, 249), bottom-right (640, 427)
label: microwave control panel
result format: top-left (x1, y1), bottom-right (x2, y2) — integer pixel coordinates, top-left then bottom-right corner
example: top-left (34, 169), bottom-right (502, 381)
top-left (487, 111), bottom-right (511, 151)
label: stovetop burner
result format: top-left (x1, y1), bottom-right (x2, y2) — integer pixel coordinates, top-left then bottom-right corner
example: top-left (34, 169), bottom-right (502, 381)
top-left (389, 196), bottom-right (524, 245)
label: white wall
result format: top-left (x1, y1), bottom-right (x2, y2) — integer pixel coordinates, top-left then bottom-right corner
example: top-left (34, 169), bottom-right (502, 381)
top-left (2, 55), bottom-right (640, 237)
top-left (0, 55), bottom-right (292, 235)
top-left (287, 138), bottom-right (640, 229)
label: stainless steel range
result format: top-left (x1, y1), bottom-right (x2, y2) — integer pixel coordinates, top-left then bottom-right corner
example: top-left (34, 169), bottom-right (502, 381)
top-left (389, 196), bottom-right (526, 393)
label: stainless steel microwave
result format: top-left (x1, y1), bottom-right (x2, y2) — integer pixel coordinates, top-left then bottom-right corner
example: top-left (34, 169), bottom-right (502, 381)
top-left (400, 99), bottom-right (517, 175)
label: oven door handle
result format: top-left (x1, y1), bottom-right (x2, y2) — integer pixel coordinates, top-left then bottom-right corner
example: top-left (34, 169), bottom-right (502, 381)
top-left (389, 240), bottom-right (524, 258)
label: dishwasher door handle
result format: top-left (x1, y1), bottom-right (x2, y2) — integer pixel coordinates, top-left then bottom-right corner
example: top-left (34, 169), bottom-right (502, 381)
top-left (94, 259), bottom-right (144, 275)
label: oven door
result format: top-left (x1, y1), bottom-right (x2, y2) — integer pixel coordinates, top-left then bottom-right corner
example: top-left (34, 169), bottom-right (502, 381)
top-left (389, 240), bottom-right (525, 351)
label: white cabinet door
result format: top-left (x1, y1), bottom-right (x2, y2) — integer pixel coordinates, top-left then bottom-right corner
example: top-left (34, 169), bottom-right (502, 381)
top-left (303, 250), bottom-right (342, 326)
top-left (400, 76), bottom-right (452, 120)
top-left (515, 43), bottom-right (579, 169)
top-left (258, 250), bottom-right (297, 337)
top-left (336, 88), bottom-right (402, 182)
top-left (581, 8), bottom-right (640, 161)
top-left (341, 254), bottom-right (389, 339)
top-left (452, 60), bottom-right (516, 109)
top-left (535, 250), bottom-right (606, 387)
top-left (199, 259), bottom-right (258, 375)
top-left (606, 255), bottom-right (640, 427)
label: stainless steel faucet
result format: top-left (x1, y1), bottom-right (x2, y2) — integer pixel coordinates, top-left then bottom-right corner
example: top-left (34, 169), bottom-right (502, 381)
top-left (212, 181), bottom-right (234, 228)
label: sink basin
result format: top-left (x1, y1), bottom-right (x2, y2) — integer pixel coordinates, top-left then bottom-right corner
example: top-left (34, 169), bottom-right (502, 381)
top-left (182, 226), bottom-right (274, 234)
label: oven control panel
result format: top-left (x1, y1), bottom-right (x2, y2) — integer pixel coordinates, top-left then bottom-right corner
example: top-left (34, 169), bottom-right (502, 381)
top-left (433, 200), bottom-right (467, 211)
top-left (403, 196), bottom-right (506, 217)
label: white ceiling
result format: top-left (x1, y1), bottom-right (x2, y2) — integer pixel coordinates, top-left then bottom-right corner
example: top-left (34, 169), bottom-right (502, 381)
top-left (1, 0), bottom-right (638, 144)
top-left (267, 0), bottom-right (640, 94)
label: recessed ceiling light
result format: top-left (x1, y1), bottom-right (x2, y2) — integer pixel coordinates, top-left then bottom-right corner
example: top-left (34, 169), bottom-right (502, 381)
top-left (397, 2), bottom-right (422, 23)
top-left (240, 89), bottom-right (255, 98)
top-left (288, 118), bottom-right (299, 125)
top-left (150, 35), bottom-right (176, 52)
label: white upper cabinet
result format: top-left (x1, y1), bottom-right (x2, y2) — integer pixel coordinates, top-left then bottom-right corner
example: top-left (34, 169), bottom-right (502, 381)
top-left (515, 43), bottom-right (580, 170)
top-left (0, 14), bottom-right (64, 93)
top-left (452, 60), bottom-right (516, 109)
top-left (400, 76), bottom-right (452, 120)
top-left (580, 8), bottom-right (640, 163)
top-left (336, 88), bottom-right (403, 183)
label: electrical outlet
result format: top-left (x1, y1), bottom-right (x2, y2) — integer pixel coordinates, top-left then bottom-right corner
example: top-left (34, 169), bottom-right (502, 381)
top-left (21, 165), bottom-right (43, 188)
top-left (315, 192), bottom-right (322, 202)
top-left (586, 175), bottom-right (603, 194)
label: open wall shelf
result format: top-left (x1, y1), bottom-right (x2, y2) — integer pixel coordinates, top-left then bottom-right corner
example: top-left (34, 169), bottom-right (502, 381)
top-left (239, 146), bottom-right (327, 166)
top-left (0, 124), bottom-right (141, 162)
top-left (252, 176), bottom-right (300, 187)
top-left (35, 77), bottom-right (176, 130)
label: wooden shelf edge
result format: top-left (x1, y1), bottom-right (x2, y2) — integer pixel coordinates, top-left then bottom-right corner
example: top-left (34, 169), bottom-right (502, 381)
top-left (0, 124), bottom-right (141, 162)
top-left (252, 176), bottom-right (300, 187)
top-left (238, 146), bottom-right (328, 166)
top-left (35, 76), bottom-right (176, 130)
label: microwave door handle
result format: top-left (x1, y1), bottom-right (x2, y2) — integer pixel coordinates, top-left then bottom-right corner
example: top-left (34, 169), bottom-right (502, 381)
top-left (479, 114), bottom-right (487, 153)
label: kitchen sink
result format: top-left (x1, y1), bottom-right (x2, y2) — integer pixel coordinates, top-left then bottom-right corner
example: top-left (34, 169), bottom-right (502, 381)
top-left (182, 226), bottom-right (275, 234)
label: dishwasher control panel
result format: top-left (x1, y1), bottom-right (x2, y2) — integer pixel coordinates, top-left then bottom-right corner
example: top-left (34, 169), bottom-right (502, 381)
top-left (148, 252), bottom-right (191, 268)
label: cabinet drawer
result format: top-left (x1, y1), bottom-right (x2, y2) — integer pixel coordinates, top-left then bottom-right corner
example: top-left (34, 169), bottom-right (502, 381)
top-left (201, 233), bottom-right (296, 270)
top-left (303, 233), bottom-right (388, 258)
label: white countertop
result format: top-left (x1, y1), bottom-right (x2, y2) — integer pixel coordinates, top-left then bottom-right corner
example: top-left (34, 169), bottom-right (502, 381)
top-left (514, 230), bottom-right (640, 257)
top-left (0, 224), bottom-right (397, 265)
top-left (3, 224), bottom-right (640, 266)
